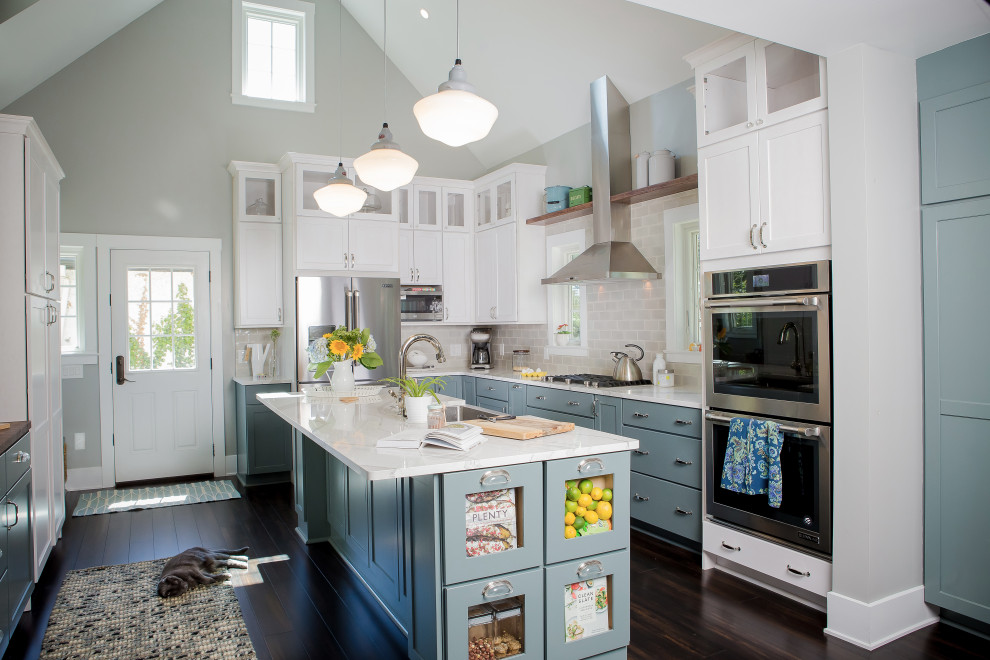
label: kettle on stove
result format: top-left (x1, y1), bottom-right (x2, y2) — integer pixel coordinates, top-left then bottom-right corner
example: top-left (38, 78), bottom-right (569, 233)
top-left (611, 344), bottom-right (644, 382)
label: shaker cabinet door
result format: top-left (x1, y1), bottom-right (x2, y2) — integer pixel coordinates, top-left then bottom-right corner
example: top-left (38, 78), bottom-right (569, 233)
top-left (442, 232), bottom-right (472, 323)
top-left (349, 219), bottom-right (399, 273)
top-left (236, 221), bottom-right (283, 327)
top-left (413, 230), bottom-right (443, 285)
top-left (698, 134), bottom-right (760, 260)
top-left (296, 216), bottom-right (348, 271)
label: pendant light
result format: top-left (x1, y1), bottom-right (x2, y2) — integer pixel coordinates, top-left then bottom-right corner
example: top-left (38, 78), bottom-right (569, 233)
top-left (353, 0), bottom-right (419, 191)
top-left (314, 0), bottom-right (367, 217)
top-left (413, 0), bottom-right (498, 147)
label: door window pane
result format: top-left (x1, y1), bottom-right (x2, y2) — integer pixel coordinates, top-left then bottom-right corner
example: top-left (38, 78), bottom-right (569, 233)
top-left (127, 267), bottom-right (197, 371)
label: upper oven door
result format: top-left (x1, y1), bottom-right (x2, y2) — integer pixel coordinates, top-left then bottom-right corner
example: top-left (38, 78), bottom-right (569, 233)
top-left (704, 294), bottom-right (831, 423)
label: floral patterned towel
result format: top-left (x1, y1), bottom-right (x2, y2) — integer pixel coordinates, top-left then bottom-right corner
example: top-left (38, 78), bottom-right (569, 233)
top-left (719, 418), bottom-right (784, 508)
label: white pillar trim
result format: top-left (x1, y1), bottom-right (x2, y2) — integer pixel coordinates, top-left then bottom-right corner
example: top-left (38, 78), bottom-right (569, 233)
top-left (825, 587), bottom-right (939, 650)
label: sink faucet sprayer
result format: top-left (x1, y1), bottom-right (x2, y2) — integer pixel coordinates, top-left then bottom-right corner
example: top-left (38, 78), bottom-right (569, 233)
top-left (398, 334), bottom-right (446, 417)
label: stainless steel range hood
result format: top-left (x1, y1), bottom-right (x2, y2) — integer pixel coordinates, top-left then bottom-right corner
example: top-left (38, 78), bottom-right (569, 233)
top-left (542, 76), bottom-right (660, 285)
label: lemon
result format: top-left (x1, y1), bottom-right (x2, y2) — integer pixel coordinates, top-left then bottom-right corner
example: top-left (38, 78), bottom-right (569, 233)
top-left (585, 510), bottom-right (599, 525)
top-left (574, 506), bottom-right (587, 518)
top-left (577, 493), bottom-right (593, 508)
top-left (597, 501), bottom-right (612, 521)
top-left (564, 512), bottom-right (576, 526)
top-left (591, 487), bottom-right (603, 501)
top-left (564, 526), bottom-right (577, 539)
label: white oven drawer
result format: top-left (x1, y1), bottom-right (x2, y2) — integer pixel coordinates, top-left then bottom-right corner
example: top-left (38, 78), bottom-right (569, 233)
top-left (702, 520), bottom-right (832, 597)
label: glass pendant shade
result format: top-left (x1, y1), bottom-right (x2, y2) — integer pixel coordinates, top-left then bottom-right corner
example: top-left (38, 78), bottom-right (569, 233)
top-left (353, 123), bottom-right (419, 191)
top-left (313, 163), bottom-right (368, 217)
top-left (414, 59), bottom-right (498, 147)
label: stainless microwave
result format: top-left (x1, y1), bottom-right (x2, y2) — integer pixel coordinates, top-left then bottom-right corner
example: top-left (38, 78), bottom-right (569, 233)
top-left (400, 285), bottom-right (443, 322)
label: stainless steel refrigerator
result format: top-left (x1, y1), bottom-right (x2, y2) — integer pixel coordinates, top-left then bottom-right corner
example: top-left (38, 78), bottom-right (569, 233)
top-left (296, 276), bottom-right (400, 385)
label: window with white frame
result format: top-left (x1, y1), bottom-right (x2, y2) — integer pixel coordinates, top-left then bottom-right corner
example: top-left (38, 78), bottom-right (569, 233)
top-left (60, 253), bottom-right (81, 352)
top-left (59, 235), bottom-right (98, 360)
top-left (546, 229), bottom-right (588, 350)
top-left (663, 204), bottom-right (702, 361)
top-left (232, 0), bottom-right (315, 112)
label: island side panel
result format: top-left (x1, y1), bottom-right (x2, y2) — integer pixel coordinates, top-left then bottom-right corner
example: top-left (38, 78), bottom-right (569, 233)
top-left (293, 431), bottom-right (331, 544)
top-left (409, 473), bottom-right (444, 660)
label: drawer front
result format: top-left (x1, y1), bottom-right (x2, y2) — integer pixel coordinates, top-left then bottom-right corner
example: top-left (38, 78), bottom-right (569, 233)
top-left (443, 462), bottom-right (544, 585)
top-left (527, 387), bottom-right (595, 418)
top-left (625, 426), bottom-right (701, 488)
top-left (702, 520), bottom-right (832, 596)
top-left (476, 396), bottom-right (508, 414)
top-left (545, 452), bottom-right (631, 565)
top-left (5, 434), bottom-right (31, 488)
top-left (476, 378), bottom-right (510, 402)
top-left (244, 382), bottom-right (292, 399)
top-left (586, 649), bottom-right (628, 660)
top-left (629, 473), bottom-right (701, 543)
top-left (526, 407), bottom-right (596, 430)
top-left (444, 566), bottom-right (544, 660)
top-left (545, 549), bottom-right (630, 660)
top-left (620, 400), bottom-right (700, 437)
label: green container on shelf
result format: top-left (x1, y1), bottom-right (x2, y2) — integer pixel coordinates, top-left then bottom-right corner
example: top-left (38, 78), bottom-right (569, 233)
top-left (568, 186), bottom-right (592, 206)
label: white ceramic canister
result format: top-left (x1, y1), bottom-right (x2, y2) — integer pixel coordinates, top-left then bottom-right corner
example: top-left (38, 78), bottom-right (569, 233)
top-left (648, 149), bottom-right (675, 185)
top-left (656, 369), bottom-right (675, 388)
top-left (634, 151), bottom-right (651, 189)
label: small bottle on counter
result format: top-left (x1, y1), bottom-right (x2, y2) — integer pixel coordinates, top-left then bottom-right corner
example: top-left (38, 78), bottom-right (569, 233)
top-left (427, 403), bottom-right (445, 429)
top-left (652, 353), bottom-right (667, 385)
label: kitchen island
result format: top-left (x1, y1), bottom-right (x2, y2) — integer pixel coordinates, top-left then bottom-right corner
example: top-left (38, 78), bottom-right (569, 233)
top-left (257, 390), bottom-right (638, 660)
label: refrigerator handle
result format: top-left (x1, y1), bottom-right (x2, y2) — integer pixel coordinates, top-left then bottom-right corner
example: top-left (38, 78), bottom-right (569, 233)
top-left (353, 290), bottom-right (361, 329)
top-left (344, 289), bottom-right (353, 331)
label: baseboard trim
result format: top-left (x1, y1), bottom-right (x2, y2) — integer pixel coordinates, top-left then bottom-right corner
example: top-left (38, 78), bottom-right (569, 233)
top-left (224, 455), bottom-right (237, 477)
top-left (825, 585), bottom-right (938, 650)
top-left (65, 466), bottom-right (104, 492)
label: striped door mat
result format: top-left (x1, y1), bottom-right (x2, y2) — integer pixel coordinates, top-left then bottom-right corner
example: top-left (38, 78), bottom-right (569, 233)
top-left (72, 480), bottom-right (241, 516)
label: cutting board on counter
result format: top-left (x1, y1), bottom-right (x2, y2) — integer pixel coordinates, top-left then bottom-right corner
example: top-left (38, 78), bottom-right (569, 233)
top-left (464, 415), bottom-right (575, 440)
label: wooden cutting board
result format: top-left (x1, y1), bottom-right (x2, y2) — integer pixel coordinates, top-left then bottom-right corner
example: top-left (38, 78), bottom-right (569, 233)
top-left (464, 415), bottom-right (575, 440)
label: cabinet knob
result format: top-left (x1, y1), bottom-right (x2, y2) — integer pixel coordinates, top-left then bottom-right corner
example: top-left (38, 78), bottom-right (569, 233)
top-left (482, 579), bottom-right (514, 598)
top-left (721, 541), bottom-right (741, 552)
top-left (535, 395), bottom-right (546, 400)
top-left (13, 451), bottom-right (30, 464)
top-left (480, 469), bottom-right (511, 486)
top-left (756, 118), bottom-right (764, 126)
top-left (746, 121), bottom-right (754, 128)
top-left (487, 386), bottom-right (495, 391)
top-left (576, 560), bottom-right (604, 578)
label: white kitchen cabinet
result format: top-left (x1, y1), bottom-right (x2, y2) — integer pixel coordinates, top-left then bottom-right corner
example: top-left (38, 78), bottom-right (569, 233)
top-left (352, 169), bottom-right (399, 222)
top-left (690, 36), bottom-right (826, 148)
top-left (287, 154), bottom-right (397, 222)
top-left (442, 186), bottom-right (472, 232)
top-left (699, 110), bottom-right (829, 259)
top-left (474, 231), bottom-right (498, 321)
top-left (442, 232), bottom-right (472, 323)
top-left (413, 184), bottom-right (442, 230)
top-left (230, 162), bottom-right (281, 223)
top-left (474, 174), bottom-right (517, 230)
top-left (399, 230), bottom-right (443, 285)
top-left (349, 219), bottom-right (400, 273)
top-left (475, 223), bottom-right (519, 322)
top-left (475, 185), bottom-right (493, 229)
top-left (395, 185), bottom-right (412, 227)
top-left (25, 140), bottom-right (60, 300)
top-left (296, 216), bottom-right (349, 271)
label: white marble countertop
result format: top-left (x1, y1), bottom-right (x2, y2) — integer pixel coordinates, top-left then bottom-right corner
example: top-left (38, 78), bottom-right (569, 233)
top-left (256, 389), bottom-right (639, 481)
top-left (233, 376), bottom-right (295, 386)
top-left (406, 367), bottom-right (703, 409)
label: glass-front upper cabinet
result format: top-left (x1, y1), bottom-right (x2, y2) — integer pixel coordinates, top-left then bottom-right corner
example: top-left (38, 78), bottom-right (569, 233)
top-left (229, 162), bottom-right (281, 223)
top-left (443, 186), bottom-right (472, 232)
top-left (297, 162), bottom-right (338, 218)
top-left (351, 170), bottom-right (397, 222)
top-left (476, 186), bottom-right (493, 229)
top-left (696, 42), bottom-right (759, 147)
top-left (495, 176), bottom-right (515, 225)
top-left (755, 39), bottom-right (827, 126)
top-left (396, 185), bottom-right (412, 226)
top-left (415, 184), bottom-right (442, 230)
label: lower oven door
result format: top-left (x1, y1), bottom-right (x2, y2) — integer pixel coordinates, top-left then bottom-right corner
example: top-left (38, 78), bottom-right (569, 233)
top-left (705, 411), bottom-right (831, 555)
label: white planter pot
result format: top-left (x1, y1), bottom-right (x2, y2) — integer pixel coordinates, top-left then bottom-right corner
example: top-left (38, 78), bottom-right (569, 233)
top-left (405, 395), bottom-right (431, 423)
top-left (555, 334), bottom-right (570, 347)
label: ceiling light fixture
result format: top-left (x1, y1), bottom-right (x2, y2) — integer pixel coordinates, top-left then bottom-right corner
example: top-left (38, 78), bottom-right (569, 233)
top-left (314, 0), bottom-right (367, 216)
top-left (413, 0), bottom-right (498, 147)
top-left (420, 8), bottom-right (429, 19)
top-left (354, 0), bottom-right (419, 191)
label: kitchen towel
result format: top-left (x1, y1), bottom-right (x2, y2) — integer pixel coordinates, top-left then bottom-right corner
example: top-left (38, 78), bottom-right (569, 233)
top-left (719, 417), bottom-right (784, 508)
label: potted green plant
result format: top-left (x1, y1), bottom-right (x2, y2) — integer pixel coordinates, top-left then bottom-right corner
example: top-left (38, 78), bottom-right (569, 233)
top-left (555, 323), bottom-right (571, 346)
top-left (383, 376), bottom-right (446, 422)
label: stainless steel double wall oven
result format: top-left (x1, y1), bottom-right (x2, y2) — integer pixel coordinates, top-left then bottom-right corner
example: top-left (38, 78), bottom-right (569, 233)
top-left (703, 261), bottom-right (832, 555)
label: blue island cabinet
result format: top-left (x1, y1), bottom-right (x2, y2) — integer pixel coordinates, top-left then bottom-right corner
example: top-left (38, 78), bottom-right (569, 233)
top-left (234, 382), bottom-right (292, 486)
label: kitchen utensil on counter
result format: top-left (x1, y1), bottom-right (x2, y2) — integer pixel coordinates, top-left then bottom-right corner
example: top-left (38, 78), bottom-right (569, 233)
top-left (470, 327), bottom-right (492, 369)
top-left (464, 415), bottom-right (576, 440)
top-left (247, 343), bottom-right (271, 378)
top-left (648, 149), bottom-right (675, 185)
top-left (406, 348), bottom-right (428, 367)
top-left (611, 344), bottom-right (644, 381)
top-left (544, 186), bottom-right (571, 214)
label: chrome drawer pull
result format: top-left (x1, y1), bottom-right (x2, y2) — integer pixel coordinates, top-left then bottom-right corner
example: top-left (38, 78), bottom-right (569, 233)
top-left (674, 458), bottom-right (693, 466)
top-left (633, 493), bottom-right (650, 501)
top-left (480, 469), bottom-right (511, 486)
top-left (634, 449), bottom-right (650, 456)
top-left (512, 385), bottom-right (522, 389)
top-left (632, 412), bottom-right (649, 418)
top-left (721, 541), bottom-right (740, 551)
top-left (567, 401), bottom-right (580, 406)
top-left (13, 451), bottom-right (30, 464)
top-left (577, 457), bottom-right (604, 474)
top-left (487, 386), bottom-right (496, 391)
top-left (482, 580), bottom-right (514, 598)
top-left (786, 565), bottom-right (811, 577)
top-left (535, 395), bottom-right (546, 400)
top-left (5, 500), bottom-right (18, 530)
top-left (674, 419), bottom-right (693, 425)
top-left (576, 560), bottom-right (604, 578)
top-left (674, 507), bottom-right (693, 516)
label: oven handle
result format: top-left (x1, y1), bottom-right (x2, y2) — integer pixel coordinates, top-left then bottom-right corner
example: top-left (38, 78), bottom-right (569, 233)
top-left (705, 411), bottom-right (821, 437)
top-left (704, 296), bottom-right (819, 309)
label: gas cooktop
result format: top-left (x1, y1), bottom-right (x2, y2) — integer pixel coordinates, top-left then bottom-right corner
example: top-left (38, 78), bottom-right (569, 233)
top-left (542, 374), bottom-right (652, 388)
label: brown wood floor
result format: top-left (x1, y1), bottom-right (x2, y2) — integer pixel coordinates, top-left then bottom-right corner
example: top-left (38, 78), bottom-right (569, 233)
top-left (5, 481), bottom-right (988, 659)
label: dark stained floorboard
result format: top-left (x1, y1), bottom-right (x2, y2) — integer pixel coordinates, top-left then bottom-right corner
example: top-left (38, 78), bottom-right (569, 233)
top-left (6, 481), bottom-right (990, 660)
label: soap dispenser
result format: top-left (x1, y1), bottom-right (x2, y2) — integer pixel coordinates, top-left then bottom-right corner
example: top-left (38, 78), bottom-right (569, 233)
top-left (652, 353), bottom-right (666, 385)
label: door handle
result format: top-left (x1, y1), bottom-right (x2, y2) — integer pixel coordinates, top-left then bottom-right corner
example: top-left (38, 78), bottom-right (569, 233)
top-left (577, 457), bottom-right (604, 474)
top-left (277, 307), bottom-right (282, 323)
top-left (675, 419), bottom-right (693, 425)
top-left (5, 499), bottom-right (18, 530)
top-left (45, 271), bottom-right (55, 292)
top-left (674, 458), bottom-right (693, 465)
top-left (751, 224), bottom-right (758, 249)
top-left (480, 469), bottom-right (511, 486)
top-left (415, 268), bottom-right (420, 282)
top-left (759, 222), bottom-right (768, 248)
top-left (115, 355), bottom-right (135, 385)
top-left (633, 493), bottom-right (650, 501)
top-left (567, 401), bottom-right (580, 406)
top-left (674, 506), bottom-right (693, 516)
top-left (576, 560), bottom-right (604, 578)
top-left (445, 307), bottom-right (449, 321)
top-left (353, 290), bottom-right (361, 329)
top-left (350, 252), bottom-right (355, 269)
top-left (344, 252), bottom-right (349, 268)
top-left (482, 579), bottom-right (514, 599)
top-left (634, 449), bottom-right (650, 455)
top-left (344, 290), bottom-right (353, 331)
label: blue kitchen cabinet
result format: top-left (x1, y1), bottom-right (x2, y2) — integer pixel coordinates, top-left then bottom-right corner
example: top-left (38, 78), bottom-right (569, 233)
top-left (235, 381), bottom-right (292, 486)
top-left (0, 428), bottom-right (33, 658)
top-left (508, 382), bottom-right (527, 416)
top-left (462, 375), bottom-right (477, 406)
top-left (418, 374), bottom-right (461, 400)
top-left (595, 395), bottom-right (621, 435)
top-left (476, 396), bottom-right (508, 414)
top-left (475, 378), bottom-right (510, 402)
top-left (919, 80), bottom-right (990, 204)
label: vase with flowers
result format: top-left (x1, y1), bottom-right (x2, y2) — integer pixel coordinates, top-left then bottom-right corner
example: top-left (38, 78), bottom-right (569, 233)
top-left (307, 327), bottom-right (383, 393)
top-left (555, 323), bottom-right (571, 346)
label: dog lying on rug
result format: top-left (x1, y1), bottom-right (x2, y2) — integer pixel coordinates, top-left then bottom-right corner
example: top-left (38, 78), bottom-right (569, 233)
top-left (157, 547), bottom-right (249, 598)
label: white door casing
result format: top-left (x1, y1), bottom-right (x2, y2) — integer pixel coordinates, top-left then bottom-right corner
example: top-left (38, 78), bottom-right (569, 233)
top-left (109, 248), bottom-right (214, 482)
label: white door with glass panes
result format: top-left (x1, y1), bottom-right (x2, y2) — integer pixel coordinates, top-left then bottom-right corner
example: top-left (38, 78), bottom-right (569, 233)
top-left (111, 250), bottom-right (214, 482)
top-left (414, 185), bottom-right (442, 230)
top-left (443, 187), bottom-right (472, 231)
top-left (396, 186), bottom-right (412, 227)
top-left (696, 42), bottom-right (758, 147)
top-left (413, 231), bottom-right (443, 284)
top-left (754, 40), bottom-right (827, 128)
top-left (442, 232), bottom-right (472, 323)
top-left (475, 186), bottom-right (492, 229)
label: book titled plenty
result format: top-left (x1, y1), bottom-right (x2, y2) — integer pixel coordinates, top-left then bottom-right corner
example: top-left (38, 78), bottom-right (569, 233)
top-left (376, 422), bottom-right (484, 451)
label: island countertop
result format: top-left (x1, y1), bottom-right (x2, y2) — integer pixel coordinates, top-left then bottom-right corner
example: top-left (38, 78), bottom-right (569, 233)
top-left (256, 390), bottom-right (639, 481)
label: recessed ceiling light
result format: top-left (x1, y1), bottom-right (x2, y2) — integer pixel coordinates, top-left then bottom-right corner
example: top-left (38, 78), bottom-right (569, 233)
top-left (420, 8), bottom-right (429, 19)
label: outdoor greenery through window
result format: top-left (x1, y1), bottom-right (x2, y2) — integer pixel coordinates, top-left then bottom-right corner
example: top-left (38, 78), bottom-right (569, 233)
top-left (60, 255), bottom-right (79, 351)
top-left (127, 267), bottom-right (197, 371)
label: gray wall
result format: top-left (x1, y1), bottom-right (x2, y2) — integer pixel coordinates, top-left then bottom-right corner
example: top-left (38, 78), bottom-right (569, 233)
top-left (61, 365), bottom-right (103, 471)
top-left (498, 78), bottom-right (698, 188)
top-left (5, 0), bottom-right (485, 472)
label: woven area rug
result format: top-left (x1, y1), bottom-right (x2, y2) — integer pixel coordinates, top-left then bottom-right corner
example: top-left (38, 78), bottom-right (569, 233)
top-left (72, 480), bottom-right (241, 517)
top-left (41, 559), bottom-right (257, 659)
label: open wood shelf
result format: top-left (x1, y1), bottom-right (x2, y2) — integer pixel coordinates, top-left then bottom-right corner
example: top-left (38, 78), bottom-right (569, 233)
top-left (526, 173), bottom-right (699, 226)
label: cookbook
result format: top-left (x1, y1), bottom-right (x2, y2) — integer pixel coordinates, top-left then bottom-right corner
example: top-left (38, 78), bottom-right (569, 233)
top-left (376, 422), bottom-right (484, 451)
top-left (465, 489), bottom-right (517, 557)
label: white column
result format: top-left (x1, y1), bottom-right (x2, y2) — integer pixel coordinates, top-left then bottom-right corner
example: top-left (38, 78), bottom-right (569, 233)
top-left (825, 43), bottom-right (938, 649)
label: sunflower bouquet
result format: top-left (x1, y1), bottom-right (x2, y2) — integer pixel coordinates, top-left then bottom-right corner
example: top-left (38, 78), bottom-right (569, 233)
top-left (307, 327), bottom-right (383, 378)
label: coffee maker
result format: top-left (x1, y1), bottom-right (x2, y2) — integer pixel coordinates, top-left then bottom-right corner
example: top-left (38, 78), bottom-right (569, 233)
top-left (470, 328), bottom-right (492, 369)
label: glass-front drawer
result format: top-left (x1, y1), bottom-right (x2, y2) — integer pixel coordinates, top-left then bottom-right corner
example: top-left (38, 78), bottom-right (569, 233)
top-left (545, 549), bottom-right (630, 660)
top-left (545, 453), bottom-right (630, 565)
top-left (443, 462), bottom-right (545, 585)
top-left (445, 566), bottom-right (544, 660)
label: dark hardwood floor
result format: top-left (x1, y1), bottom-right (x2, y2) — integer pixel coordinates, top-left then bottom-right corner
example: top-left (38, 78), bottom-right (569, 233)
top-left (6, 482), bottom-right (988, 659)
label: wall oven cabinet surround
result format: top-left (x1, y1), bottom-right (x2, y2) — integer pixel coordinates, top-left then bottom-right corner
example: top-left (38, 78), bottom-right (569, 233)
top-left (704, 260), bottom-right (831, 423)
top-left (687, 35), bottom-right (827, 149)
top-left (229, 162), bottom-right (283, 327)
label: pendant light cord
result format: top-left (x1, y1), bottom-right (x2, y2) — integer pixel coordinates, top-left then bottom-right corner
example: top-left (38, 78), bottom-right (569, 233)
top-left (455, 0), bottom-right (459, 60)
top-left (383, 0), bottom-right (387, 122)
top-left (338, 0), bottom-right (343, 162)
